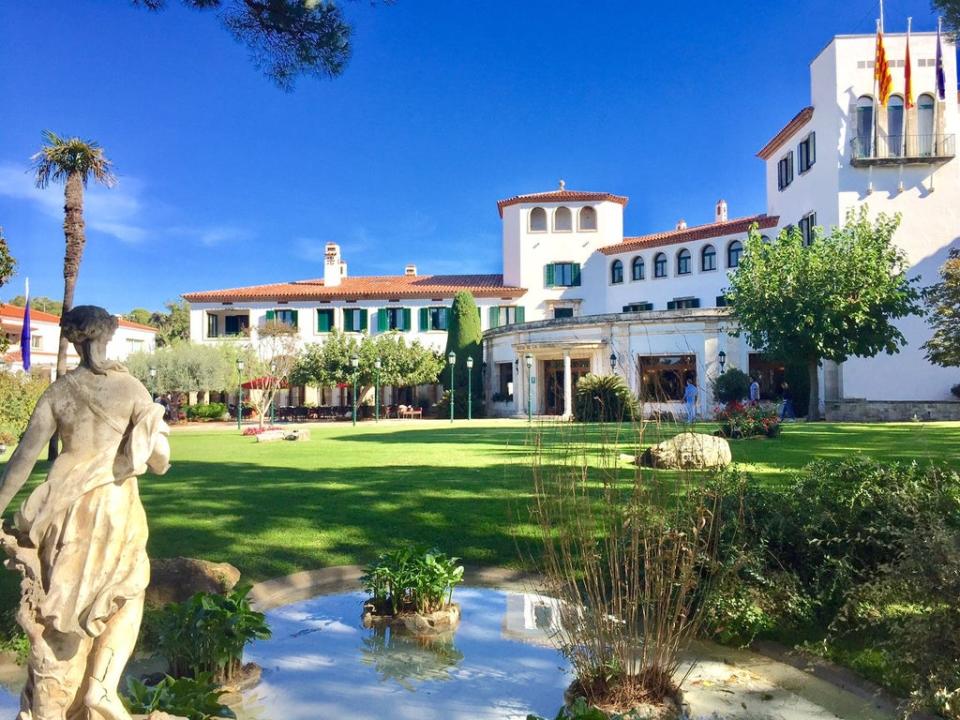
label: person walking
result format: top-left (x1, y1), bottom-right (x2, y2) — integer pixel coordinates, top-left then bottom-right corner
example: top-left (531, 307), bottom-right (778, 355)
top-left (780, 381), bottom-right (796, 420)
top-left (749, 376), bottom-right (761, 405)
top-left (684, 378), bottom-right (698, 423)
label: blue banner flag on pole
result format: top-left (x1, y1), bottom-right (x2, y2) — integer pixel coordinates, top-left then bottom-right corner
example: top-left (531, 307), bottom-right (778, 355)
top-left (936, 19), bottom-right (946, 101)
top-left (20, 278), bottom-right (31, 371)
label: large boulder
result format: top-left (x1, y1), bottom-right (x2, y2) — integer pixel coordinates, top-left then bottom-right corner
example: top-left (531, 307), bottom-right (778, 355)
top-left (639, 432), bottom-right (732, 470)
top-left (147, 557), bottom-right (241, 607)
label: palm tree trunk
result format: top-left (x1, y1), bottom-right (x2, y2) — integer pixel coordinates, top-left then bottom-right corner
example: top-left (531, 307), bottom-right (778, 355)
top-left (48, 171), bottom-right (86, 460)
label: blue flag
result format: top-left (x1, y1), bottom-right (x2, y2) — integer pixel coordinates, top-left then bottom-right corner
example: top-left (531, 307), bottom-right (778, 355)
top-left (20, 279), bottom-right (31, 371)
top-left (936, 24), bottom-right (946, 101)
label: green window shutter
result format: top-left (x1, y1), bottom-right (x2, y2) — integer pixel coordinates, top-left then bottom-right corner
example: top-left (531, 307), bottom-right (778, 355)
top-left (266, 310), bottom-right (276, 321)
top-left (545, 264), bottom-right (555, 287)
top-left (377, 308), bottom-right (388, 332)
top-left (359, 309), bottom-right (368, 332)
top-left (571, 264), bottom-right (581, 286)
top-left (420, 307), bottom-right (429, 331)
top-left (515, 306), bottom-right (525, 324)
top-left (489, 306), bottom-right (499, 328)
top-left (402, 308), bottom-right (412, 332)
top-left (317, 310), bottom-right (331, 332)
top-left (291, 310), bottom-right (299, 327)
top-left (342, 310), bottom-right (351, 332)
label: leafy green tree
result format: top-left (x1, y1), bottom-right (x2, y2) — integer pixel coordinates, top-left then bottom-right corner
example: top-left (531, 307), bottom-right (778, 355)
top-left (294, 330), bottom-right (443, 400)
top-left (0, 227), bottom-right (16, 354)
top-left (7, 295), bottom-right (63, 316)
top-left (133, 0), bottom-right (361, 90)
top-left (125, 308), bottom-right (157, 326)
top-left (442, 291), bottom-right (482, 418)
top-left (922, 247), bottom-right (960, 368)
top-left (33, 131), bottom-right (117, 459)
top-left (934, 0), bottom-right (960, 38)
top-left (726, 209), bottom-right (922, 419)
top-left (127, 342), bottom-right (238, 396)
top-left (149, 300), bottom-right (192, 346)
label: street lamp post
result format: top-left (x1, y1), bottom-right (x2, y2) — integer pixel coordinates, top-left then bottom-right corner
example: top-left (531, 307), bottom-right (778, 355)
top-left (148, 367), bottom-right (157, 402)
top-left (525, 354), bottom-right (534, 423)
top-left (374, 358), bottom-right (381, 422)
top-left (718, 350), bottom-right (727, 374)
top-left (466, 356), bottom-right (474, 421)
top-left (236, 358), bottom-right (245, 431)
top-left (447, 351), bottom-right (456, 423)
top-left (350, 354), bottom-right (359, 427)
top-left (270, 361), bottom-right (277, 425)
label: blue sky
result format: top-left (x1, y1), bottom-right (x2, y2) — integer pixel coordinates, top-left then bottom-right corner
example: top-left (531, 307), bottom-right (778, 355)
top-left (0, 0), bottom-right (949, 313)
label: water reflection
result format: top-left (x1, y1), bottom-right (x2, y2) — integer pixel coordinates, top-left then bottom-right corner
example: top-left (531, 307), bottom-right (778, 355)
top-left (360, 625), bottom-right (465, 690)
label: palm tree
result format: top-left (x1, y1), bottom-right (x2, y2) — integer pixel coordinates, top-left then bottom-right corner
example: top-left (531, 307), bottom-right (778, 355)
top-left (32, 130), bottom-right (116, 458)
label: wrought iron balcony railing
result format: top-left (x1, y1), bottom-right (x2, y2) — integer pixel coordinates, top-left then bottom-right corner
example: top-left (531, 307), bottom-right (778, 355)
top-left (850, 134), bottom-right (956, 166)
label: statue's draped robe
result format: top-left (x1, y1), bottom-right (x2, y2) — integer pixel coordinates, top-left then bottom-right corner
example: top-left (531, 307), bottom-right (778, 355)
top-left (6, 373), bottom-right (169, 638)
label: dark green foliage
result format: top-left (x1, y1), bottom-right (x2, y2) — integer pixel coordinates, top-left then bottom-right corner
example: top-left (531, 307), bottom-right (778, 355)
top-left (361, 547), bottom-right (464, 616)
top-left (935, 0), bottom-right (960, 40)
top-left (6, 295), bottom-right (63, 316)
top-left (122, 674), bottom-right (235, 720)
top-left (923, 247), bottom-right (960, 368)
top-left (435, 388), bottom-right (484, 419)
top-left (527, 696), bottom-right (638, 720)
top-left (783, 361), bottom-right (810, 417)
top-left (442, 291), bottom-right (483, 419)
top-left (573, 373), bottom-right (637, 422)
top-left (0, 227), bottom-right (15, 290)
top-left (157, 585), bottom-right (271, 683)
top-left (0, 371), bottom-right (49, 445)
top-left (712, 368), bottom-right (751, 403)
top-left (185, 403), bottom-right (227, 421)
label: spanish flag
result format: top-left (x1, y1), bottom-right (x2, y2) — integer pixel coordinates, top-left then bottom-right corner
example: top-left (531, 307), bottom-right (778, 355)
top-left (875, 25), bottom-right (893, 107)
top-left (905, 24), bottom-right (914, 108)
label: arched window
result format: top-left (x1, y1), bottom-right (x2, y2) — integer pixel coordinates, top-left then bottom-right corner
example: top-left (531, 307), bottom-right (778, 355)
top-left (727, 240), bottom-right (744, 268)
top-left (578, 206), bottom-right (597, 231)
top-left (554, 207), bottom-right (572, 232)
top-left (677, 248), bottom-right (692, 275)
top-left (654, 252), bottom-right (667, 278)
top-left (887, 95), bottom-right (904, 157)
top-left (918, 94), bottom-right (935, 156)
top-left (631, 256), bottom-right (645, 281)
top-left (610, 259), bottom-right (623, 284)
top-left (529, 207), bottom-right (547, 232)
top-left (701, 244), bottom-right (717, 272)
top-left (856, 96), bottom-right (874, 158)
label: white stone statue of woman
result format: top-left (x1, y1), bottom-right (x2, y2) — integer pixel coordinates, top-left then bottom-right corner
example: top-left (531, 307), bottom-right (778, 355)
top-left (0, 305), bottom-right (170, 720)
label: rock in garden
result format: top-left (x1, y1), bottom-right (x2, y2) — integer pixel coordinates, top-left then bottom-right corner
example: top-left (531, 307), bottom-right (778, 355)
top-left (146, 556), bottom-right (242, 607)
top-left (639, 432), bottom-right (732, 470)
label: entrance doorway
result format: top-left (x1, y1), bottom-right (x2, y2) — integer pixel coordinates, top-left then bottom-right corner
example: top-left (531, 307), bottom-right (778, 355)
top-left (542, 358), bottom-right (591, 415)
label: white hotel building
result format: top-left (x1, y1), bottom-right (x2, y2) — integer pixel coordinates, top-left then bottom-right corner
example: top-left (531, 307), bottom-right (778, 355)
top-left (185, 31), bottom-right (960, 421)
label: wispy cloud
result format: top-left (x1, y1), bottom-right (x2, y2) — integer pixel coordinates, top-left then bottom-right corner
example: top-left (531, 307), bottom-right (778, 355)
top-left (168, 225), bottom-right (254, 247)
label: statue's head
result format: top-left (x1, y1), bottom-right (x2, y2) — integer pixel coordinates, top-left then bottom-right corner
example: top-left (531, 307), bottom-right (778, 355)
top-left (61, 305), bottom-right (119, 375)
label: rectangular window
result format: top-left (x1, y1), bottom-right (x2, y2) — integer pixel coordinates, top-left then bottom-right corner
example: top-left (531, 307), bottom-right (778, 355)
top-left (798, 132), bottom-right (816, 173)
top-left (666, 298), bottom-right (701, 310)
top-left (268, 309), bottom-right (299, 328)
top-left (716, 295), bottom-right (729, 307)
top-left (553, 307), bottom-right (574, 319)
top-left (798, 212), bottom-right (817, 246)
top-left (379, 307), bottom-right (411, 331)
top-left (777, 151), bottom-right (794, 190)
top-left (207, 313), bottom-right (219, 338)
top-left (223, 314), bottom-right (249, 336)
top-left (429, 306), bottom-right (449, 331)
top-left (622, 302), bottom-right (653, 312)
top-left (496, 362), bottom-right (514, 400)
top-left (126, 338), bottom-right (143, 352)
top-left (490, 305), bottom-right (525, 327)
top-left (545, 262), bottom-right (581, 287)
top-left (343, 308), bottom-right (368, 332)
top-left (638, 354), bottom-right (696, 401)
top-left (317, 308), bottom-right (334, 333)
top-left (31, 335), bottom-right (42, 349)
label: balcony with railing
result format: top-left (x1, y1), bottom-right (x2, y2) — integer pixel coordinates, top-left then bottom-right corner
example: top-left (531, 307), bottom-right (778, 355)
top-left (850, 134), bottom-right (956, 166)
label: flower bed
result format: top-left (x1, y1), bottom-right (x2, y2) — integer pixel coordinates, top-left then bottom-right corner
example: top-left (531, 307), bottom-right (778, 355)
top-left (241, 425), bottom-right (282, 437)
top-left (714, 401), bottom-right (780, 438)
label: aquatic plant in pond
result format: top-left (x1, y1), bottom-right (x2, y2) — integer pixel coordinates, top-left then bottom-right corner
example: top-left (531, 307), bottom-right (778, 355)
top-left (361, 547), bottom-right (465, 616)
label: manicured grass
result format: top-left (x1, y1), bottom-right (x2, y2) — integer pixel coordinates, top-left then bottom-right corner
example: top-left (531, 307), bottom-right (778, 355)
top-left (1, 419), bottom-right (957, 611)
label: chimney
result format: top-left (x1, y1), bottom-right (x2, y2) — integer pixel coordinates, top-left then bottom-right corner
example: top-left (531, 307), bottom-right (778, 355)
top-left (715, 199), bottom-right (728, 223)
top-left (404, 264), bottom-right (417, 277)
top-left (324, 243), bottom-right (342, 287)
top-left (676, 219), bottom-right (687, 230)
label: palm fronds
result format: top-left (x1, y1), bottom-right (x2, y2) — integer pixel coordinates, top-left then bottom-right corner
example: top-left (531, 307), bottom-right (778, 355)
top-left (31, 130), bottom-right (117, 189)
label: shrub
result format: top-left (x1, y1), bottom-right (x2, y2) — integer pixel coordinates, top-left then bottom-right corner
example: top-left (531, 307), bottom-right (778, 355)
top-left (157, 585), bottom-right (271, 683)
top-left (361, 547), bottom-right (464, 616)
top-left (185, 402), bottom-right (227, 421)
top-left (241, 425), bottom-right (281, 436)
top-left (435, 389), bottom-right (485, 419)
top-left (0, 370), bottom-right (48, 443)
top-left (573, 374), bottom-right (637, 422)
top-left (712, 368), bottom-right (751, 404)
top-left (714, 401), bottom-right (780, 438)
top-left (122, 674), bottom-right (235, 720)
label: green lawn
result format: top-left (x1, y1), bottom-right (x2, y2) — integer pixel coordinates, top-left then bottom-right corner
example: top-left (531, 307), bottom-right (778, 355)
top-left (1, 419), bottom-right (958, 611)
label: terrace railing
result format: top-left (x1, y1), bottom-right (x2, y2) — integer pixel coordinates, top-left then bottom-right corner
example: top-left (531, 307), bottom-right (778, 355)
top-left (850, 134), bottom-right (956, 166)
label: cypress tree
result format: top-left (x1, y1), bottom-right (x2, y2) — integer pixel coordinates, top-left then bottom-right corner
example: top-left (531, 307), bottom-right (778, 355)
top-left (443, 291), bottom-right (483, 417)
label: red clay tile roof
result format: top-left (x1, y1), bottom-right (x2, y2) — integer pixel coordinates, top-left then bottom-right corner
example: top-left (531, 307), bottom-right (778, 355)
top-left (497, 189), bottom-right (629, 217)
top-left (756, 107), bottom-right (815, 159)
top-left (182, 274), bottom-right (526, 303)
top-left (0, 304), bottom-right (157, 333)
top-left (599, 214), bottom-right (780, 256)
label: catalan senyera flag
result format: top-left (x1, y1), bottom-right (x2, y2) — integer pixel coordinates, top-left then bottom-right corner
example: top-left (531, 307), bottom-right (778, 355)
top-left (875, 26), bottom-right (893, 107)
top-left (905, 26), bottom-right (914, 108)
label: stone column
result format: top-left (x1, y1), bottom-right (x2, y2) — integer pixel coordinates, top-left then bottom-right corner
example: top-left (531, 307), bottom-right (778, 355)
top-left (562, 351), bottom-right (573, 419)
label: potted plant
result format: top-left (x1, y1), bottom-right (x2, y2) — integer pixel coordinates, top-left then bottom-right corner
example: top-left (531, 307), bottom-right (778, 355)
top-left (361, 547), bottom-right (464, 636)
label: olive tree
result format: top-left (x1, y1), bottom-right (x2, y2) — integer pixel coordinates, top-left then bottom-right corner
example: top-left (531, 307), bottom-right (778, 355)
top-left (725, 209), bottom-right (922, 419)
